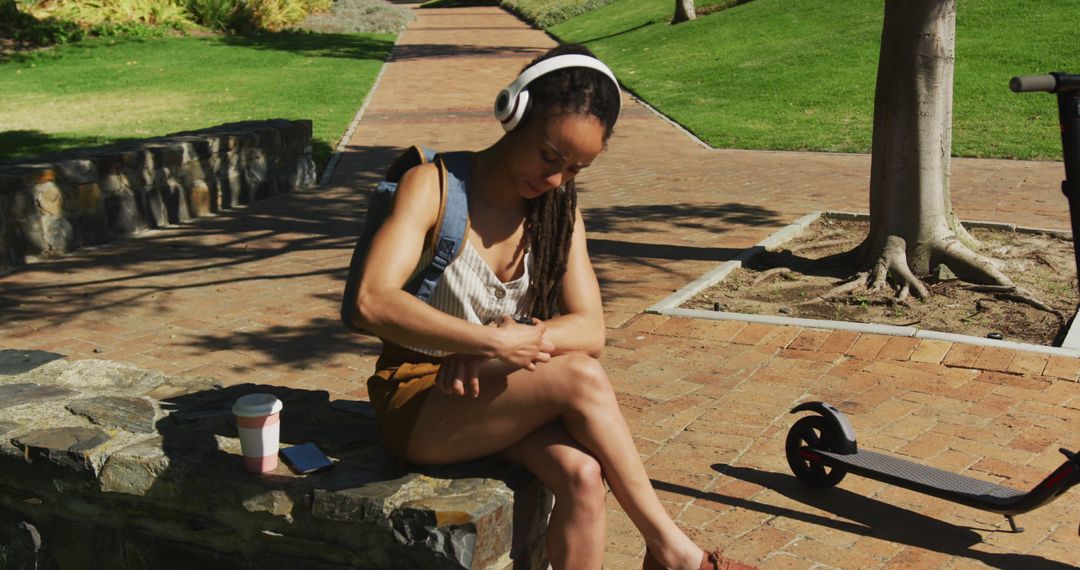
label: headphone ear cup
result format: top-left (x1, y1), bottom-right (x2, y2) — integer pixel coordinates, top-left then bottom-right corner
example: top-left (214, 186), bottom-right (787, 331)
top-left (493, 87), bottom-right (514, 122)
top-left (500, 89), bottom-right (530, 132)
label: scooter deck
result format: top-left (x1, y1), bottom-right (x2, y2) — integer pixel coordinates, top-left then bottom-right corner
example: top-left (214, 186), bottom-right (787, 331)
top-left (815, 448), bottom-right (1025, 506)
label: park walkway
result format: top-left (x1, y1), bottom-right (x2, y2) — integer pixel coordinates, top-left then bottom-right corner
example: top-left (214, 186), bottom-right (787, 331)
top-left (3, 5), bottom-right (1080, 568)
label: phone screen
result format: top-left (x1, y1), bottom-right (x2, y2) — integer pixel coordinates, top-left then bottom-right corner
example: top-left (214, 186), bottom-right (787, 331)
top-left (280, 443), bottom-right (334, 474)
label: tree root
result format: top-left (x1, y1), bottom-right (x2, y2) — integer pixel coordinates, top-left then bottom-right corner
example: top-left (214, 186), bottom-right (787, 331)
top-left (960, 284), bottom-right (1063, 318)
top-left (870, 235), bottom-right (929, 298)
top-left (842, 234), bottom-right (1059, 317)
top-left (802, 271), bottom-right (869, 304)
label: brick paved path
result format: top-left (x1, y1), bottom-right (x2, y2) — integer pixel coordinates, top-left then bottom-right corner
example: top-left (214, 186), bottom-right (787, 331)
top-left (3, 6), bottom-right (1080, 568)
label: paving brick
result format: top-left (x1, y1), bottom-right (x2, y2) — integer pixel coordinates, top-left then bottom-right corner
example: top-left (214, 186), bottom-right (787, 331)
top-left (1043, 355), bottom-right (1080, 381)
top-left (1005, 425), bottom-right (1059, 454)
top-left (782, 536), bottom-right (883, 570)
top-left (881, 548), bottom-right (951, 569)
top-left (876, 336), bottom-right (920, 361)
top-left (896, 431), bottom-right (951, 460)
top-left (942, 343), bottom-right (984, 368)
top-left (971, 346), bottom-right (1016, 372)
top-left (715, 524), bottom-right (795, 566)
top-left (909, 339), bottom-right (953, 364)
top-left (787, 329), bottom-right (831, 351)
top-left (756, 325), bottom-right (802, 349)
top-left (846, 334), bottom-right (890, 360)
top-left (700, 320), bottom-right (753, 342)
top-left (817, 329), bottom-right (861, 355)
top-left (729, 323), bottom-right (773, 345)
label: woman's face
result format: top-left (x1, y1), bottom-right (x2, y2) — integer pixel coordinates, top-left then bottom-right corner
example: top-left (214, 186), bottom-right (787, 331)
top-left (507, 113), bottom-right (606, 200)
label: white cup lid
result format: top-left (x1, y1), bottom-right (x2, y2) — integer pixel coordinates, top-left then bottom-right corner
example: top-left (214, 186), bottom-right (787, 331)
top-left (232, 393), bottom-right (283, 417)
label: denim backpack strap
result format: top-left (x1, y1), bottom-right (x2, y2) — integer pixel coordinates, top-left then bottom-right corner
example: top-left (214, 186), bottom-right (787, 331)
top-left (411, 151), bottom-right (471, 303)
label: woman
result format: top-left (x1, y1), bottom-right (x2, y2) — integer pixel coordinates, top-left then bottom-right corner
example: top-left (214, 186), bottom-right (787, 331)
top-left (354, 43), bottom-right (744, 570)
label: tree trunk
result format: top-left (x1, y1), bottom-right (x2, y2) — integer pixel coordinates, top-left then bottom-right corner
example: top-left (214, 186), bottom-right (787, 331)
top-left (672, 0), bottom-right (696, 24)
top-left (858, 0), bottom-right (1013, 299)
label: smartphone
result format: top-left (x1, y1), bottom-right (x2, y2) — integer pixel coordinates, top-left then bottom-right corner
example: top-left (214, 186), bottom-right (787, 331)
top-left (280, 443), bottom-right (334, 474)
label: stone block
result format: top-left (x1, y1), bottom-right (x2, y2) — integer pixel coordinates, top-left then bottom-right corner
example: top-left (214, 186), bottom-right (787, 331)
top-left (99, 437), bottom-right (171, 496)
top-left (0, 419), bottom-right (20, 437)
top-left (155, 172), bottom-right (190, 225)
top-left (100, 171), bottom-right (128, 195)
top-left (150, 145), bottom-right (185, 170)
top-left (40, 214), bottom-right (75, 254)
top-left (142, 179), bottom-right (168, 228)
top-left (96, 155), bottom-right (124, 178)
top-left (255, 126), bottom-right (282, 152)
top-left (0, 383), bottom-right (75, 410)
top-left (9, 194), bottom-right (47, 255)
top-left (12, 426), bottom-right (112, 473)
top-left (0, 171), bottom-right (26, 195)
top-left (32, 182), bottom-right (62, 216)
top-left (190, 137), bottom-right (216, 159)
top-left (105, 190), bottom-right (147, 236)
top-left (244, 149), bottom-right (270, 200)
top-left (66, 396), bottom-right (157, 433)
top-left (64, 182), bottom-right (101, 215)
top-left (22, 167), bottom-right (56, 186)
top-left (55, 159), bottom-right (98, 184)
top-left (188, 180), bottom-right (213, 217)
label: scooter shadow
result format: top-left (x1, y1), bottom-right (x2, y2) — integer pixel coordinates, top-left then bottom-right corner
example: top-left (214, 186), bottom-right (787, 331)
top-left (657, 464), bottom-right (1073, 569)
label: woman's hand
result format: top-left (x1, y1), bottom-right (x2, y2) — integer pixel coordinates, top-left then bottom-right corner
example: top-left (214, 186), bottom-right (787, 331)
top-left (493, 315), bottom-right (555, 370)
top-left (436, 353), bottom-right (491, 397)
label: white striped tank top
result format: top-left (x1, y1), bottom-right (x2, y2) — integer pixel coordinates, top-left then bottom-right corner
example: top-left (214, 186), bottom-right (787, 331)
top-left (402, 240), bottom-right (533, 357)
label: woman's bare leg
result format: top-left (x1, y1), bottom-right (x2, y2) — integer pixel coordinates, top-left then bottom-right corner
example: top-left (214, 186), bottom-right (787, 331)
top-left (498, 422), bottom-right (606, 569)
top-left (407, 353), bottom-right (703, 570)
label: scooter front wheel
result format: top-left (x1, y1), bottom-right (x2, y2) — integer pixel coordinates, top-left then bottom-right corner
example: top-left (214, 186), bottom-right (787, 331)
top-left (786, 416), bottom-right (848, 488)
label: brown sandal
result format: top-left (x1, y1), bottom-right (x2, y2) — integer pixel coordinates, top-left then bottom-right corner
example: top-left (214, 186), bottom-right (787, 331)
top-left (700, 549), bottom-right (757, 570)
top-left (643, 549), bottom-right (757, 570)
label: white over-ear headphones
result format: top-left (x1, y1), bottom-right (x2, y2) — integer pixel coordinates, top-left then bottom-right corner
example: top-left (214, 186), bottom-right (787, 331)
top-left (493, 53), bottom-right (621, 133)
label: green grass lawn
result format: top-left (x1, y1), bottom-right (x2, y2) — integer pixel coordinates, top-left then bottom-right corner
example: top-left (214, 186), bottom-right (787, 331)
top-left (0, 31), bottom-right (394, 171)
top-left (551, 0), bottom-right (1080, 160)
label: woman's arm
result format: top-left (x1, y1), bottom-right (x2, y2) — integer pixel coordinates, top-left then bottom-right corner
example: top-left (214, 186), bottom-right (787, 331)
top-left (354, 163), bottom-right (551, 367)
top-left (540, 207), bottom-right (606, 357)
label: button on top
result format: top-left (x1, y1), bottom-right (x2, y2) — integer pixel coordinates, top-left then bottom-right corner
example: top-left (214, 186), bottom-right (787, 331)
top-left (493, 287), bottom-right (506, 300)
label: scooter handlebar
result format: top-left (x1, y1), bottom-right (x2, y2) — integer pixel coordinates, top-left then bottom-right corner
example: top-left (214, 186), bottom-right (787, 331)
top-left (1010, 74), bottom-right (1057, 93)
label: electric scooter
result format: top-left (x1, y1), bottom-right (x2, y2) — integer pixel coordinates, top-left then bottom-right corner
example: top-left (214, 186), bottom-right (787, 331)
top-left (785, 402), bottom-right (1080, 533)
top-left (1010, 72), bottom-right (1080, 293)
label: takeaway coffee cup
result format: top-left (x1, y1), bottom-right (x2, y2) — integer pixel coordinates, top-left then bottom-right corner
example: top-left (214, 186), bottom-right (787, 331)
top-left (233, 393), bottom-right (283, 473)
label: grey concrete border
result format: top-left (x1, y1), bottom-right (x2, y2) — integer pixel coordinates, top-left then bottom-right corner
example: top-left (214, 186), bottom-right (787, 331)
top-left (648, 212), bottom-right (821, 310)
top-left (647, 211), bottom-right (1080, 358)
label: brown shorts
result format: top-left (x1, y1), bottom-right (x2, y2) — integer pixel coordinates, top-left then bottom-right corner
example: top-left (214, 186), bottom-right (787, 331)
top-left (366, 343), bottom-right (443, 465)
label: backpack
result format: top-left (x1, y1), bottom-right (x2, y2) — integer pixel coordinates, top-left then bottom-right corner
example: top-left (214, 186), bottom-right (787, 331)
top-left (340, 146), bottom-right (471, 333)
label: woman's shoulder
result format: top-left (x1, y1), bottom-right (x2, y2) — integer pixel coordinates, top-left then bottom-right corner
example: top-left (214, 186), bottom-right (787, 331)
top-left (390, 162), bottom-right (442, 225)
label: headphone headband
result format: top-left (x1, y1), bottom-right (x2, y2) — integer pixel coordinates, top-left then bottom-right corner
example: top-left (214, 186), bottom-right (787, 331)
top-left (494, 54), bottom-right (621, 132)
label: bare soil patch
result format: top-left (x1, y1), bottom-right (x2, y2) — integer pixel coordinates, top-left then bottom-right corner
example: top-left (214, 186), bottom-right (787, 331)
top-left (684, 216), bottom-right (1079, 347)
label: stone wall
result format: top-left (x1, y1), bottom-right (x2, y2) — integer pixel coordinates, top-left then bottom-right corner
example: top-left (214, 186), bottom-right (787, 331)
top-left (0, 120), bottom-right (317, 271)
top-left (0, 350), bottom-right (551, 569)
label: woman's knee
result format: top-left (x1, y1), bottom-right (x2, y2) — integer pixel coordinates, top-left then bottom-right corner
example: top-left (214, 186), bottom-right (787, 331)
top-left (558, 452), bottom-right (607, 512)
top-left (558, 352), bottom-right (614, 401)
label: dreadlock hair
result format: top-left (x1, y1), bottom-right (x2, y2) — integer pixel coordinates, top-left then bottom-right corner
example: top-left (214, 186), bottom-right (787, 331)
top-left (514, 44), bottom-right (621, 320)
